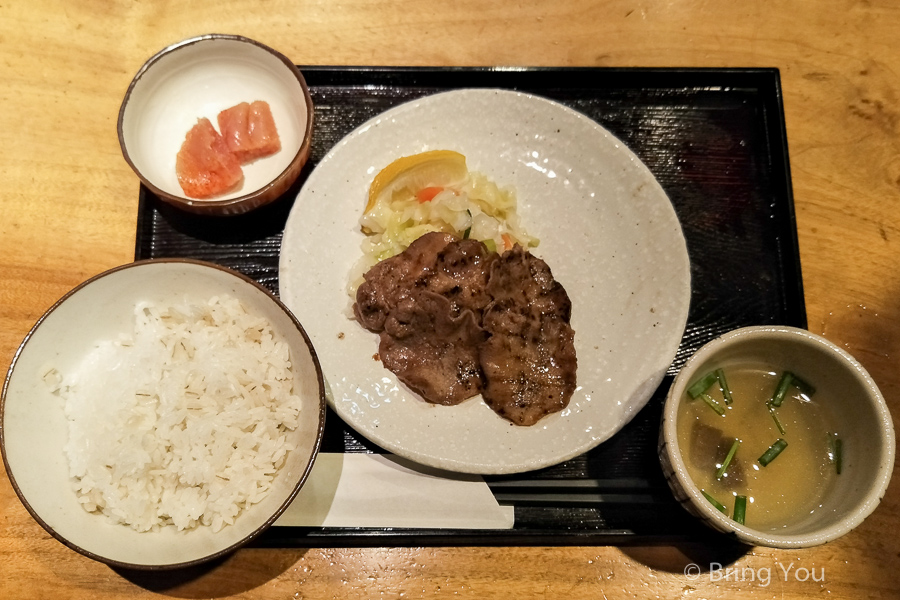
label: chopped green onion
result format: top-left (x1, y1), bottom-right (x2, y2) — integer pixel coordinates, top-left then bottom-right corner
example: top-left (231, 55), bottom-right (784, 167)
top-left (768, 406), bottom-right (786, 435)
top-left (768, 372), bottom-right (794, 407)
top-left (687, 371), bottom-right (718, 399)
top-left (716, 439), bottom-right (740, 479)
top-left (769, 371), bottom-right (816, 407)
top-left (834, 438), bottom-right (843, 475)
top-left (701, 489), bottom-right (728, 514)
top-left (716, 368), bottom-right (734, 404)
top-left (758, 438), bottom-right (788, 466)
top-left (463, 227), bottom-right (471, 239)
top-left (700, 392), bottom-right (725, 416)
top-left (733, 495), bottom-right (747, 525)
top-left (483, 239), bottom-right (497, 253)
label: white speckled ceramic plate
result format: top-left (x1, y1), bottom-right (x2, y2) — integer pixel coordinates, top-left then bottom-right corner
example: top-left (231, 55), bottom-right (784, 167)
top-left (279, 89), bottom-right (691, 474)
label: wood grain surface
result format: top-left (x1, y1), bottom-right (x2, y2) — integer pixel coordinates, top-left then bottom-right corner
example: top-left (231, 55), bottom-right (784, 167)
top-left (2, 1), bottom-right (898, 598)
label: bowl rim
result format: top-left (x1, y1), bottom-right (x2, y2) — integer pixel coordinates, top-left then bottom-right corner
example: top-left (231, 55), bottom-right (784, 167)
top-left (661, 324), bottom-right (896, 548)
top-left (1, 258), bottom-right (328, 569)
top-left (116, 33), bottom-right (315, 214)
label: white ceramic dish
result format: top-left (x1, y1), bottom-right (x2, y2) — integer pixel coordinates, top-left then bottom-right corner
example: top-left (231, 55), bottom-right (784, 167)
top-left (279, 88), bottom-right (691, 474)
top-left (659, 325), bottom-right (895, 548)
top-left (118, 34), bottom-right (314, 215)
top-left (1, 260), bottom-right (327, 569)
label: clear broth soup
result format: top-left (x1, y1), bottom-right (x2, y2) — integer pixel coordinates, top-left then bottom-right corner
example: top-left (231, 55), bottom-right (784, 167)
top-left (676, 364), bottom-right (840, 531)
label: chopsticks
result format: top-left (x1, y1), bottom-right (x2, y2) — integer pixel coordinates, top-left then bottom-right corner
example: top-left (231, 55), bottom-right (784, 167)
top-left (486, 478), bottom-right (660, 506)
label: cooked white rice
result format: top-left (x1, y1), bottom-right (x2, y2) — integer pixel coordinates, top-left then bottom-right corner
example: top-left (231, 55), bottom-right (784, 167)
top-left (44, 295), bottom-right (304, 533)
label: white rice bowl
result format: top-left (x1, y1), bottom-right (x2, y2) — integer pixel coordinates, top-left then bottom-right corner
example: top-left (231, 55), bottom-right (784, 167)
top-left (1, 260), bottom-right (326, 569)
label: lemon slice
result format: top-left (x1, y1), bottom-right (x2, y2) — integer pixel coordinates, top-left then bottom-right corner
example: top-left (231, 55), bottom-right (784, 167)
top-left (366, 150), bottom-right (468, 213)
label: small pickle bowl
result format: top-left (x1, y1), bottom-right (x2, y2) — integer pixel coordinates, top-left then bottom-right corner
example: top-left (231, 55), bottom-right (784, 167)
top-left (1, 260), bottom-right (327, 569)
top-left (118, 34), bottom-right (314, 216)
top-left (659, 325), bottom-right (895, 548)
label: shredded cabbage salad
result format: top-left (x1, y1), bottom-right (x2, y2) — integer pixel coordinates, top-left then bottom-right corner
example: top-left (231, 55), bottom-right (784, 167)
top-left (348, 166), bottom-right (539, 300)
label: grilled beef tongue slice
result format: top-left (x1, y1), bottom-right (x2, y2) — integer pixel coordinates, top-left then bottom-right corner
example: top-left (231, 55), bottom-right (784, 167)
top-left (354, 231), bottom-right (496, 332)
top-left (379, 290), bottom-right (487, 405)
top-left (354, 232), bottom-right (456, 332)
top-left (479, 246), bottom-right (577, 426)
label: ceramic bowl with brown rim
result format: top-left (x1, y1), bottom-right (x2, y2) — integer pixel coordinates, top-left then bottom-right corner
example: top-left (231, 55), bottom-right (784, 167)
top-left (118, 34), bottom-right (314, 216)
top-left (1, 259), bottom-right (326, 569)
top-left (659, 325), bottom-right (895, 548)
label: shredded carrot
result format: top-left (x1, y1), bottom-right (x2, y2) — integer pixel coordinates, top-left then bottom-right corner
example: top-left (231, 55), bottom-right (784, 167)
top-left (416, 186), bottom-right (444, 203)
top-left (502, 233), bottom-right (513, 251)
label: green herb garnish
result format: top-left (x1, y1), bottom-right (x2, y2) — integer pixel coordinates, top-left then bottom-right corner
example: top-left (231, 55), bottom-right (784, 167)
top-left (716, 439), bottom-right (740, 479)
top-left (768, 406), bottom-right (786, 435)
top-left (716, 368), bottom-right (733, 404)
top-left (688, 371), bottom-right (718, 399)
top-left (701, 489), bottom-right (728, 514)
top-left (758, 438), bottom-right (788, 467)
top-left (733, 495), bottom-right (747, 525)
top-left (700, 392), bottom-right (725, 416)
top-left (768, 371), bottom-right (816, 407)
top-left (768, 372), bottom-right (794, 407)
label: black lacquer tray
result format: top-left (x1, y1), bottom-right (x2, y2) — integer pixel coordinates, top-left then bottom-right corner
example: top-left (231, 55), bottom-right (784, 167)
top-left (135, 67), bottom-right (805, 547)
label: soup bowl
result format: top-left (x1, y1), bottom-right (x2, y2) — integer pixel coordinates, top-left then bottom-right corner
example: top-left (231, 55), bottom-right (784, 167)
top-left (659, 325), bottom-right (894, 548)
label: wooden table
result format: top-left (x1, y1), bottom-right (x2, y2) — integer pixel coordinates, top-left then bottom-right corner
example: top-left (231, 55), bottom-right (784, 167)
top-left (2, 1), bottom-right (898, 598)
